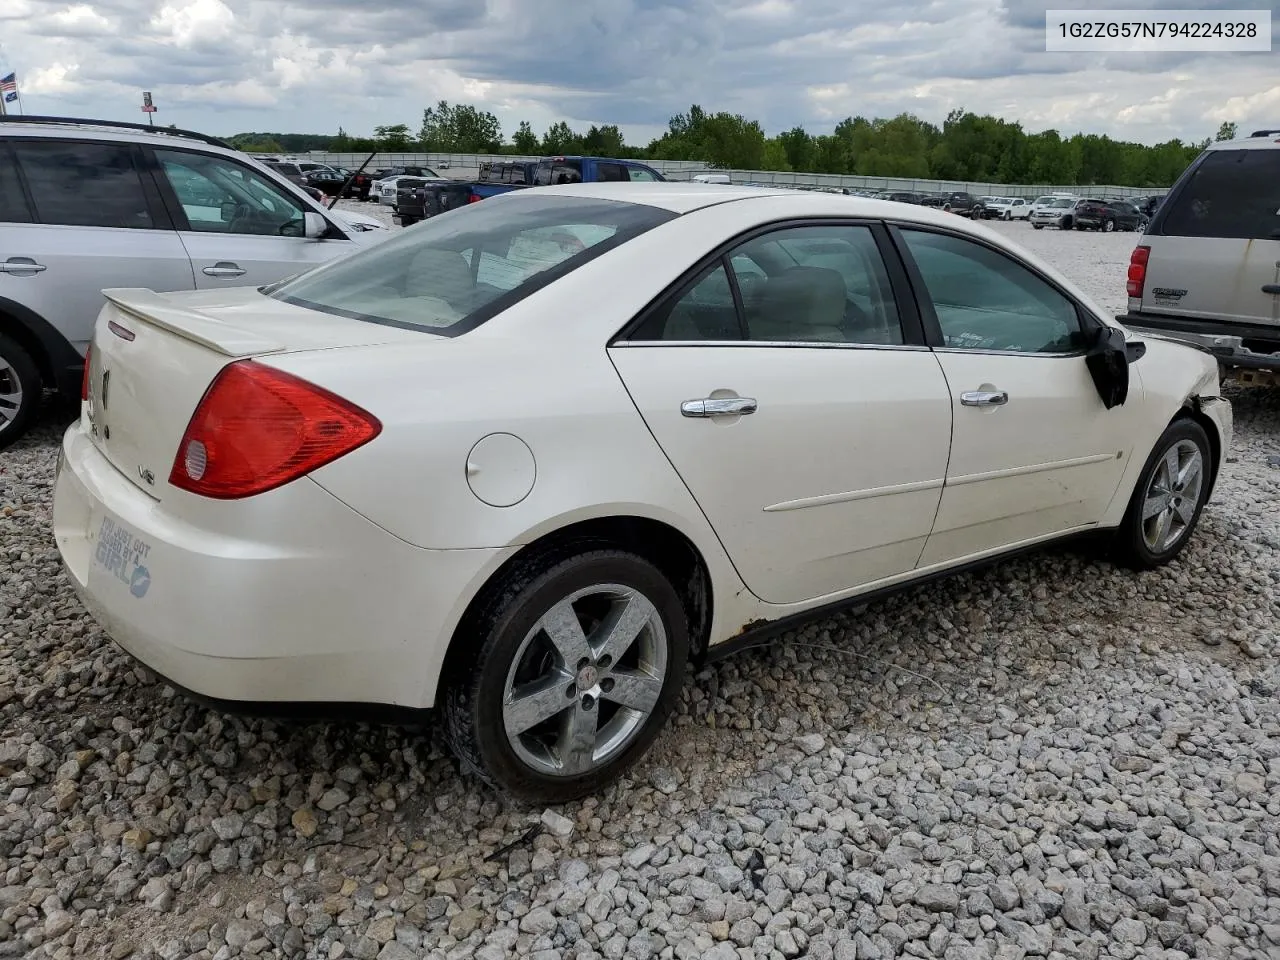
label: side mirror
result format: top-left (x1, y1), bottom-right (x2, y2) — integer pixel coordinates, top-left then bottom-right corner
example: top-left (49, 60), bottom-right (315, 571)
top-left (303, 211), bottom-right (327, 239)
top-left (1084, 324), bottom-right (1132, 409)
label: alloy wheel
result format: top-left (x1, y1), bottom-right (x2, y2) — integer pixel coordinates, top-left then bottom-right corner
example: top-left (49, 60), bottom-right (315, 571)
top-left (1141, 439), bottom-right (1204, 553)
top-left (502, 584), bottom-right (668, 778)
top-left (0, 355), bottom-right (24, 435)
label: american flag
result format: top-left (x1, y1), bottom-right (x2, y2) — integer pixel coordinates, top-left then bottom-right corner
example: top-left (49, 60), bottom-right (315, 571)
top-left (0, 74), bottom-right (16, 94)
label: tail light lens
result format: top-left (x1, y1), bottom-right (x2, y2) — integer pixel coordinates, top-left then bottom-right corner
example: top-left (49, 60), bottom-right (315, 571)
top-left (80, 345), bottom-right (92, 401)
top-left (169, 360), bottom-right (381, 499)
top-left (1126, 245), bottom-right (1151, 299)
top-left (467, 192), bottom-right (483, 204)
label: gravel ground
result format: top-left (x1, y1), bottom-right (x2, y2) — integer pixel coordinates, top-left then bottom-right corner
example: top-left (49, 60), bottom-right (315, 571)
top-left (2, 214), bottom-right (1279, 960)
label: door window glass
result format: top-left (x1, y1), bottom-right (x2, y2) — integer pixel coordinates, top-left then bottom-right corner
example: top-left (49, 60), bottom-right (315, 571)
top-left (638, 263), bottom-right (741, 341)
top-left (1160, 149), bottom-right (1280, 240)
top-left (730, 225), bottom-right (904, 344)
top-left (0, 145), bottom-right (31, 223)
top-left (628, 167), bottom-right (660, 181)
top-left (13, 140), bottom-right (153, 229)
top-left (900, 230), bottom-right (1084, 353)
top-left (156, 149), bottom-right (308, 237)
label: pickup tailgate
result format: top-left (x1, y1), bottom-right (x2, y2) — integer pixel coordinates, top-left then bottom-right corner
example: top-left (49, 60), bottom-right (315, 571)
top-left (84, 287), bottom-right (424, 501)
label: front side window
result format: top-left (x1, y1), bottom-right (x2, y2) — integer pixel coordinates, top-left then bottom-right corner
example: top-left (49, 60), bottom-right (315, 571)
top-left (156, 149), bottom-right (308, 237)
top-left (1160, 149), bottom-right (1280, 240)
top-left (628, 167), bottom-right (660, 182)
top-left (0, 144), bottom-right (32, 223)
top-left (269, 196), bottom-right (675, 336)
top-left (900, 229), bottom-right (1084, 353)
top-left (597, 163), bottom-right (629, 182)
top-left (12, 140), bottom-right (154, 229)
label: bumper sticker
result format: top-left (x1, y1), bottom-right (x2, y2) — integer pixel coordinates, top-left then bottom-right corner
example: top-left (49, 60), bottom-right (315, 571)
top-left (93, 517), bottom-right (153, 598)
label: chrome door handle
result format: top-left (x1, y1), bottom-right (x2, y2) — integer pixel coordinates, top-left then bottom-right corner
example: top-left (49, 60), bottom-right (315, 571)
top-left (0, 257), bottom-right (47, 276)
top-left (202, 262), bottom-right (247, 278)
top-left (960, 390), bottom-right (1009, 407)
top-left (681, 397), bottom-right (758, 418)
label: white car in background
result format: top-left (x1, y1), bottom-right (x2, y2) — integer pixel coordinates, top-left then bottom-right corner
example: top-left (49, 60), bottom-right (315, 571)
top-left (982, 197), bottom-right (1030, 220)
top-left (1029, 193), bottom-right (1078, 218)
top-left (54, 183), bottom-right (1231, 802)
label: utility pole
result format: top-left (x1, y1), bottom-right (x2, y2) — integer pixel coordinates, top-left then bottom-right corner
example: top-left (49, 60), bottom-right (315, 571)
top-left (142, 91), bottom-right (156, 126)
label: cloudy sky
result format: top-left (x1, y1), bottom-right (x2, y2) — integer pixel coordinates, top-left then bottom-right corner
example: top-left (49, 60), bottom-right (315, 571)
top-left (0, 0), bottom-right (1276, 146)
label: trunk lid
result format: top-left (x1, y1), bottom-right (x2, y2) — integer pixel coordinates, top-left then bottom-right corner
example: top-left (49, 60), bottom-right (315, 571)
top-left (84, 286), bottom-right (427, 500)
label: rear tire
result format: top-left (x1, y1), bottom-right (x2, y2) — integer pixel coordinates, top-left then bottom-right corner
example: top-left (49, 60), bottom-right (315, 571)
top-left (1103, 219), bottom-right (1116, 232)
top-left (443, 548), bottom-right (690, 803)
top-left (1113, 419), bottom-right (1212, 570)
top-left (0, 332), bottom-right (41, 451)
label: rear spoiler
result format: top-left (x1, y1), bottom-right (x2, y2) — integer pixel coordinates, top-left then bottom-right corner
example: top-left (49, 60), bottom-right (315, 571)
top-left (102, 289), bottom-right (287, 358)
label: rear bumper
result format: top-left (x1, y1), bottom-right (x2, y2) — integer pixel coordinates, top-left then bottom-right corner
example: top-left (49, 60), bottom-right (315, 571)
top-left (53, 423), bottom-right (508, 709)
top-left (1117, 311), bottom-right (1280, 371)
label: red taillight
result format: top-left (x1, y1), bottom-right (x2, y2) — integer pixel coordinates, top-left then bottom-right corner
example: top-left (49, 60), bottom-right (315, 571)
top-left (169, 360), bottom-right (381, 499)
top-left (1126, 245), bottom-right (1150, 299)
top-left (80, 345), bottom-right (91, 401)
top-left (467, 192), bottom-right (483, 203)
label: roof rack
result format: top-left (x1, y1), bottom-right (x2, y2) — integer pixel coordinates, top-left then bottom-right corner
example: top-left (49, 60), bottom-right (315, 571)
top-left (1248, 128), bottom-right (1280, 138)
top-left (0, 115), bottom-right (231, 149)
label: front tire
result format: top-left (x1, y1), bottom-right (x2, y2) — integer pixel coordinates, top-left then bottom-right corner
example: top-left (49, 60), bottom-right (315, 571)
top-left (1032, 224), bottom-right (1044, 229)
top-left (443, 548), bottom-right (690, 803)
top-left (0, 333), bottom-right (41, 451)
top-left (1113, 419), bottom-right (1212, 570)
top-left (1102, 219), bottom-right (1116, 232)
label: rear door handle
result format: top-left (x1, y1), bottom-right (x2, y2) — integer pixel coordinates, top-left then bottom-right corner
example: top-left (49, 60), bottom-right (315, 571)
top-left (681, 397), bottom-right (758, 418)
top-left (0, 257), bottom-right (47, 276)
top-left (1263, 284), bottom-right (1280, 295)
top-left (960, 390), bottom-right (1009, 407)
top-left (202, 262), bottom-right (247, 278)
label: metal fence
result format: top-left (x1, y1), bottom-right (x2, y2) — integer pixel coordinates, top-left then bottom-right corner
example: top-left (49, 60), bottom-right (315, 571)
top-left (296, 151), bottom-right (1160, 198)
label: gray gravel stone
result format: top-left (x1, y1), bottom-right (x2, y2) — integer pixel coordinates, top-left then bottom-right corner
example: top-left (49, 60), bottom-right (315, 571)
top-left (2, 225), bottom-right (1278, 960)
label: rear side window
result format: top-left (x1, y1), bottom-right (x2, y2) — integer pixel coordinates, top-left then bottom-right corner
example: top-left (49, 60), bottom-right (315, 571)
top-left (268, 195), bottom-right (676, 337)
top-left (12, 140), bottom-right (154, 229)
top-left (1160, 149), bottom-right (1280, 240)
top-left (597, 162), bottom-right (629, 182)
top-left (0, 144), bottom-right (32, 223)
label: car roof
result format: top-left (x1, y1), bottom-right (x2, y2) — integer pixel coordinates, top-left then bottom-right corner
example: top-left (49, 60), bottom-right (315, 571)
top-left (0, 116), bottom-right (234, 153)
top-left (498, 181), bottom-right (1014, 229)
top-left (1206, 132), bottom-right (1280, 151)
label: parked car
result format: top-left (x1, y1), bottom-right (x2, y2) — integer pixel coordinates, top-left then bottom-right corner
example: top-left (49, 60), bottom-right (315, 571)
top-left (375, 172), bottom-right (447, 208)
top-left (1028, 194), bottom-right (1078, 218)
top-left (0, 115), bottom-right (389, 447)
top-left (53, 183), bottom-right (1231, 800)
top-left (939, 191), bottom-right (978, 215)
top-left (1030, 197), bottom-right (1078, 230)
top-left (303, 166), bottom-right (348, 196)
top-left (994, 198), bottom-right (1031, 220)
top-left (1117, 131), bottom-right (1280, 372)
top-left (1073, 198), bottom-right (1145, 232)
top-left (394, 155), bottom-right (667, 226)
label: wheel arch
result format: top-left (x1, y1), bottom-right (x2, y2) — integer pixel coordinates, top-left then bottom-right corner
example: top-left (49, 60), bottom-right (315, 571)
top-left (1173, 400), bottom-right (1223, 501)
top-left (438, 514), bottom-right (716, 696)
top-left (0, 296), bottom-right (84, 396)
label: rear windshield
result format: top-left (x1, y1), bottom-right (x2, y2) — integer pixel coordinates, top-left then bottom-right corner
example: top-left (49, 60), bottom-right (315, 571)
top-left (1159, 149), bottom-right (1280, 240)
top-left (267, 195), bottom-right (676, 336)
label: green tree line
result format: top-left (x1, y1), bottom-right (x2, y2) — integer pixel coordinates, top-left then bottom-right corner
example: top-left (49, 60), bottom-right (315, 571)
top-left (228, 104), bottom-right (1240, 187)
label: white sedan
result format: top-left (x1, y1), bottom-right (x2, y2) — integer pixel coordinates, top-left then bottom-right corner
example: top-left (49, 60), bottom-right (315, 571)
top-left (53, 183), bottom-right (1232, 802)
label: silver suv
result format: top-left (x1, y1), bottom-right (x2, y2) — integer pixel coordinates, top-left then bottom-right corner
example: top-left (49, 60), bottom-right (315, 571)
top-left (1118, 129), bottom-right (1280, 373)
top-left (0, 116), bottom-right (386, 447)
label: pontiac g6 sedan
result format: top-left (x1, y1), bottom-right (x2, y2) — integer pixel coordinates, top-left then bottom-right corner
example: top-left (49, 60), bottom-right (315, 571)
top-left (53, 183), bottom-right (1232, 802)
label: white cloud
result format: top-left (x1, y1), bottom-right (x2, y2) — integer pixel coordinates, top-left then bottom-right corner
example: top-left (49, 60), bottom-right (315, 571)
top-left (0, 0), bottom-right (1273, 149)
top-left (150, 0), bottom-right (235, 46)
